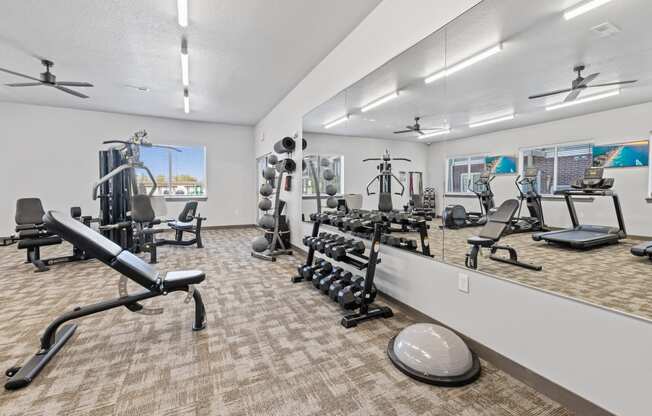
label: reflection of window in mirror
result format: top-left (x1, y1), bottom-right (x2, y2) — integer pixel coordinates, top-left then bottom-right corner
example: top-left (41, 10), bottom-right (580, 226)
top-left (447, 156), bottom-right (487, 193)
top-left (520, 143), bottom-right (592, 195)
top-left (302, 154), bottom-right (344, 195)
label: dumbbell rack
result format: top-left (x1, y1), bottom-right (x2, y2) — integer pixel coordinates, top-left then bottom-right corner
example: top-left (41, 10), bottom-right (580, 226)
top-left (292, 221), bottom-right (393, 328)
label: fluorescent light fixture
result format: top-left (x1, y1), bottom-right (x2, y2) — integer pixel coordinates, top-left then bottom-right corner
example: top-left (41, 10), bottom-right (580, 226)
top-left (177, 0), bottom-right (188, 27)
top-left (183, 88), bottom-right (190, 114)
top-left (469, 114), bottom-right (515, 128)
top-left (546, 89), bottom-right (619, 111)
top-left (425, 44), bottom-right (502, 84)
top-left (181, 37), bottom-right (189, 86)
top-left (419, 129), bottom-right (451, 139)
top-left (323, 115), bottom-right (349, 129)
top-left (564, 0), bottom-right (613, 20)
top-left (360, 91), bottom-right (399, 113)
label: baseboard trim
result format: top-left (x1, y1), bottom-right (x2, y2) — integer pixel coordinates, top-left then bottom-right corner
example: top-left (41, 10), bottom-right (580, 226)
top-left (378, 293), bottom-right (615, 416)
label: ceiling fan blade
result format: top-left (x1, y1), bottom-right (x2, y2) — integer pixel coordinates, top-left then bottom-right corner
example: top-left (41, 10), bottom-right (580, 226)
top-left (577, 72), bottom-right (599, 87)
top-left (5, 82), bottom-right (42, 87)
top-left (416, 130), bottom-right (426, 135)
top-left (56, 81), bottom-right (94, 87)
top-left (393, 129), bottom-right (413, 134)
top-left (564, 89), bottom-right (582, 102)
top-left (54, 85), bottom-right (89, 98)
top-left (0, 67), bottom-right (41, 82)
top-left (528, 88), bottom-right (573, 99)
top-left (588, 80), bottom-right (637, 88)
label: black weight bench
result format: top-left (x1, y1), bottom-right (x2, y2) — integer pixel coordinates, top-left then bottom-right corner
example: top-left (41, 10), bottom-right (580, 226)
top-left (466, 199), bottom-right (541, 271)
top-left (631, 241), bottom-right (652, 259)
top-left (5, 210), bottom-right (207, 391)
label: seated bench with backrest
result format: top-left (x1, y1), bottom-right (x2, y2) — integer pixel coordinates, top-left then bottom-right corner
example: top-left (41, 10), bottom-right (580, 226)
top-left (14, 198), bottom-right (90, 272)
top-left (4, 210), bottom-right (206, 390)
top-left (465, 199), bottom-right (541, 271)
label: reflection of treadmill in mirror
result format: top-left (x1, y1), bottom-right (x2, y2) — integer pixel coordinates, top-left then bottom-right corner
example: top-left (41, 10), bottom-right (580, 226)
top-left (532, 167), bottom-right (626, 249)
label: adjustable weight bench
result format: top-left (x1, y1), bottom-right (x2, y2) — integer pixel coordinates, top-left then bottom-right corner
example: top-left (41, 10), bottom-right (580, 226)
top-left (5, 210), bottom-right (207, 390)
top-left (466, 199), bottom-right (541, 271)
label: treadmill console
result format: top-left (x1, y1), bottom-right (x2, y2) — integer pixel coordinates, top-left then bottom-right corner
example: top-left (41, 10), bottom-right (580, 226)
top-left (571, 167), bottom-right (614, 190)
top-left (524, 167), bottom-right (538, 178)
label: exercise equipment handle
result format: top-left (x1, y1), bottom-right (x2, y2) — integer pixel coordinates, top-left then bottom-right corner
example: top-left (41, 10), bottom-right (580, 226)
top-left (362, 158), bottom-right (381, 162)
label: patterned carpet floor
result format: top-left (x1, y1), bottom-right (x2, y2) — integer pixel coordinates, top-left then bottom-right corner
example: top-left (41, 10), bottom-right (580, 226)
top-left (388, 220), bottom-right (652, 320)
top-left (0, 228), bottom-right (572, 416)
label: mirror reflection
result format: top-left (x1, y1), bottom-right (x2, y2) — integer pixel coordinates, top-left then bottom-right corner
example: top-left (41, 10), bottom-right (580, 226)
top-left (303, 0), bottom-right (652, 320)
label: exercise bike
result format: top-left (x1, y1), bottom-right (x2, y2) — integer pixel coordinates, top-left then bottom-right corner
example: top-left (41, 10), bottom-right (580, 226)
top-left (442, 172), bottom-right (495, 229)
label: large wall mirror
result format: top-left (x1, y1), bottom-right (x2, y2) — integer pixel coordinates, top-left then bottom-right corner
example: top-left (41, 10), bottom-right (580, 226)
top-left (302, 0), bottom-right (652, 321)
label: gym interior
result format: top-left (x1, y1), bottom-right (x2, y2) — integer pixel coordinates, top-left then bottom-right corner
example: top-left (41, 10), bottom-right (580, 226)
top-left (0, 1), bottom-right (650, 415)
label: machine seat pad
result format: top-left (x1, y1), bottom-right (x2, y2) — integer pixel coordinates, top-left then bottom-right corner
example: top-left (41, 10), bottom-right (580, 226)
top-left (164, 270), bottom-right (205, 289)
top-left (168, 220), bottom-right (195, 230)
top-left (631, 242), bottom-right (652, 257)
top-left (43, 210), bottom-right (122, 263)
top-left (17, 236), bottom-right (62, 249)
top-left (467, 236), bottom-right (496, 247)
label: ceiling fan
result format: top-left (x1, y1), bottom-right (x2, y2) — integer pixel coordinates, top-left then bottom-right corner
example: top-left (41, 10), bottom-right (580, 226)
top-left (528, 65), bottom-right (636, 103)
top-left (393, 117), bottom-right (444, 135)
top-left (0, 59), bottom-right (93, 98)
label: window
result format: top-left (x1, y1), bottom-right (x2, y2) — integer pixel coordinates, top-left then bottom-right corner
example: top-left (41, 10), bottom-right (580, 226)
top-left (520, 143), bottom-right (592, 195)
top-left (302, 155), bottom-right (344, 196)
top-left (446, 156), bottom-right (486, 193)
top-left (137, 145), bottom-right (207, 198)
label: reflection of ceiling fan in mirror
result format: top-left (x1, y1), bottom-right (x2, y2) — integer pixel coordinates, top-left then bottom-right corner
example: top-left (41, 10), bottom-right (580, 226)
top-left (393, 117), bottom-right (444, 135)
top-left (528, 65), bottom-right (637, 103)
top-left (0, 58), bottom-right (94, 98)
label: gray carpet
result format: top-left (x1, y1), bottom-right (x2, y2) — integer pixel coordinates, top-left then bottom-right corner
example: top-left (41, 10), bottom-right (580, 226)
top-left (0, 228), bottom-right (572, 415)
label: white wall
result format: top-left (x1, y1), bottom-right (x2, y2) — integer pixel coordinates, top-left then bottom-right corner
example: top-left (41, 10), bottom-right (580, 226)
top-left (303, 132), bottom-right (429, 212)
top-left (0, 102), bottom-right (256, 236)
top-left (254, 0), bottom-right (481, 249)
top-left (430, 102), bottom-right (652, 236)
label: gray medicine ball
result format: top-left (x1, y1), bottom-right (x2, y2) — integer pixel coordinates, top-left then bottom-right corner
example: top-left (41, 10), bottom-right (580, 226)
top-left (252, 236), bottom-right (269, 253)
top-left (258, 197), bottom-right (272, 211)
top-left (325, 184), bottom-right (337, 196)
top-left (260, 183), bottom-right (273, 197)
top-left (322, 168), bottom-right (335, 181)
top-left (268, 154), bottom-right (278, 165)
top-left (326, 196), bottom-right (338, 209)
top-left (259, 214), bottom-right (275, 229)
top-left (263, 167), bottom-right (276, 180)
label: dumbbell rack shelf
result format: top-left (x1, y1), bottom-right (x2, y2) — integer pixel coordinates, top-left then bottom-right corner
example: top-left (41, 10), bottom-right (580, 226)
top-left (292, 221), bottom-right (393, 328)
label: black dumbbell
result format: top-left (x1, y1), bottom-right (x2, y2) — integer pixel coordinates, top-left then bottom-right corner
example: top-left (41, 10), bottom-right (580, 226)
top-left (311, 261), bottom-right (334, 283)
top-left (337, 279), bottom-right (377, 310)
top-left (303, 232), bottom-right (329, 247)
top-left (309, 234), bottom-right (337, 250)
top-left (314, 266), bottom-right (343, 289)
top-left (300, 259), bottom-right (331, 281)
top-left (329, 274), bottom-right (363, 301)
top-left (325, 238), bottom-right (354, 257)
top-left (331, 240), bottom-right (365, 260)
top-left (320, 269), bottom-right (352, 294)
top-left (316, 236), bottom-right (345, 253)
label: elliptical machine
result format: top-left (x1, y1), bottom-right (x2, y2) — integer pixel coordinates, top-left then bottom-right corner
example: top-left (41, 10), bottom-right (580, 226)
top-left (508, 167), bottom-right (548, 234)
top-left (442, 171), bottom-right (495, 229)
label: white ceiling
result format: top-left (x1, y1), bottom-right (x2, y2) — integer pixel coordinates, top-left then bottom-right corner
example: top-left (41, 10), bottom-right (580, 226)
top-left (303, 0), bottom-right (652, 142)
top-left (0, 0), bottom-right (382, 125)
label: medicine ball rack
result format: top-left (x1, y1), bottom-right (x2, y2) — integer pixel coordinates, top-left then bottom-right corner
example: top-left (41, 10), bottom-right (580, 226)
top-left (292, 221), bottom-right (393, 328)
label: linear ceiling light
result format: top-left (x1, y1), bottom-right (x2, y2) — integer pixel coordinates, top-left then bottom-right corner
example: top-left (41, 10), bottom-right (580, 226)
top-left (419, 129), bottom-right (451, 139)
top-left (469, 114), bottom-right (515, 128)
top-left (563, 0), bottom-right (613, 20)
top-left (177, 0), bottom-right (188, 27)
top-left (360, 91), bottom-right (399, 113)
top-left (323, 115), bottom-right (349, 129)
top-left (425, 44), bottom-right (503, 84)
top-left (183, 88), bottom-right (190, 114)
top-left (546, 89), bottom-right (619, 111)
top-left (181, 37), bottom-right (189, 86)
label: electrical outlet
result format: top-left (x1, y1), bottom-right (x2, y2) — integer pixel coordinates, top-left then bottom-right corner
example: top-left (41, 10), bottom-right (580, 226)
top-left (458, 273), bottom-right (469, 293)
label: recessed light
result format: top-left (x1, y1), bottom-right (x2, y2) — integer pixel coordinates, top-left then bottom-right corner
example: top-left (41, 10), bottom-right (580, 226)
top-left (545, 89), bottom-right (619, 111)
top-left (419, 129), bottom-right (451, 139)
top-left (360, 91), bottom-right (399, 113)
top-left (469, 114), bottom-right (515, 128)
top-left (323, 115), bottom-right (349, 129)
top-left (425, 44), bottom-right (502, 84)
top-left (563, 0), bottom-right (613, 20)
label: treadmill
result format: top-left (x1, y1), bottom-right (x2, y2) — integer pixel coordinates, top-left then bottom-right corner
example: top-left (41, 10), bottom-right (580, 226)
top-left (532, 167), bottom-right (626, 249)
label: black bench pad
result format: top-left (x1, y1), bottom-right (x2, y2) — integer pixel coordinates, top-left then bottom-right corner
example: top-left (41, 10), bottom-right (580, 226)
top-left (17, 236), bottom-right (62, 249)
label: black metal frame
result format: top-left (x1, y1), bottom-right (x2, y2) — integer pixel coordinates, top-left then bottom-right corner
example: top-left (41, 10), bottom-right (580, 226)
top-left (562, 189), bottom-right (626, 237)
top-left (5, 286), bottom-right (206, 390)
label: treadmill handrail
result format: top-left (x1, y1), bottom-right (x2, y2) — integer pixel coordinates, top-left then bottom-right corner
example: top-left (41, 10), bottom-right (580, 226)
top-left (555, 189), bottom-right (616, 196)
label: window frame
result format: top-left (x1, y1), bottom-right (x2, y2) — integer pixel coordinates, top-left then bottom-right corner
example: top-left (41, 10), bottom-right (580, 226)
top-left (518, 140), bottom-right (593, 196)
top-left (302, 154), bottom-right (345, 197)
top-left (444, 154), bottom-right (488, 195)
top-left (138, 144), bottom-right (208, 200)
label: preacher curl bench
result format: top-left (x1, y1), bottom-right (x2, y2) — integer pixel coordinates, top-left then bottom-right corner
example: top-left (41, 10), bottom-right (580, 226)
top-left (5, 210), bottom-right (207, 390)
